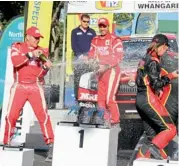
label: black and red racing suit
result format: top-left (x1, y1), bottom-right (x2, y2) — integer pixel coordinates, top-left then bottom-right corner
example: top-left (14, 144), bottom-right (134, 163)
top-left (135, 52), bottom-right (177, 159)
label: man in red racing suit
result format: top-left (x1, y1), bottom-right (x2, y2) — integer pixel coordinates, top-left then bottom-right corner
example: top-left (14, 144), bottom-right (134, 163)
top-left (88, 18), bottom-right (123, 127)
top-left (3, 26), bottom-right (54, 161)
top-left (135, 34), bottom-right (178, 159)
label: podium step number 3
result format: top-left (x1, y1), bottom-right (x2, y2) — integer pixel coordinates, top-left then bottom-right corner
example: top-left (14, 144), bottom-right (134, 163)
top-left (52, 124), bottom-right (119, 166)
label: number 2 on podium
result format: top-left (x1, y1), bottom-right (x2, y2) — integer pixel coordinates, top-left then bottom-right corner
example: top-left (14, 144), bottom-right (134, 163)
top-left (79, 130), bottom-right (84, 148)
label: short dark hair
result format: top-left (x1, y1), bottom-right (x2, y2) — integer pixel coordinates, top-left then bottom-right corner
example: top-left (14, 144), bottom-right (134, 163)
top-left (81, 14), bottom-right (90, 20)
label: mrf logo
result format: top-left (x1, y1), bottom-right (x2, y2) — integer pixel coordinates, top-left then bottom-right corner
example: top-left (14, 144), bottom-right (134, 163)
top-left (79, 93), bottom-right (97, 101)
top-left (96, 1), bottom-right (122, 10)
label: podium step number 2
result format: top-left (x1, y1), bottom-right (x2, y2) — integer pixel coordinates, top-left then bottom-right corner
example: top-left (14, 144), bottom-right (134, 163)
top-left (133, 158), bottom-right (179, 166)
top-left (52, 124), bottom-right (119, 166)
top-left (0, 147), bottom-right (34, 166)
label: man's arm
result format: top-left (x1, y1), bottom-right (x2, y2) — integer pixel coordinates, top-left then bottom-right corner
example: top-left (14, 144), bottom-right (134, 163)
top-left (38, 48), bottom-right (52, 84)
top-left (71, 29), bottom-right (81, 56)
top-left (11, 43), bottom-right (33, 67)
top-left (39, 48), bottom-right (51, 74)
top-left (92, 29), bottom-right (96, 38)
top-left (88, 37), bottom-right (97, 59)
top-left (110, 37), bottom-right (124, 67)
top-left (148, 61), bottom-right (171, 92)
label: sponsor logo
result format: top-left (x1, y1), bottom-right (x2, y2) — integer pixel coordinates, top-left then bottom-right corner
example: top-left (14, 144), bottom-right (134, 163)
top-left (9, 21), bottom-right (24, 38)
top-left (79, 102), bottom-right (95, 108)
top-left (9, 31), bottom-right (23, 38)
top-left (87, 32), bottom-right (93, 35)
top-left (68, 1), bottom-right (87, 6)
top-left (96, 1), bottom-right (122, 11)
top-left (105, 40), bottom-right (110, 45)
top-left (77, 32), bottom-right (82, 35)
top-left (97, 46), bottom-right (109, 56)
top-left (79, 93), bottom-right (97, 101)
top-left (90, 18), bottom-right (98, 25)
top-left (135, 1), bottom-right (179, 11)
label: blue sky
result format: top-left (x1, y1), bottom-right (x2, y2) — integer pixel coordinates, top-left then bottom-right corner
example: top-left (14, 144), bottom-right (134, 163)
top-left (158, 12), bottom-right (178, 20)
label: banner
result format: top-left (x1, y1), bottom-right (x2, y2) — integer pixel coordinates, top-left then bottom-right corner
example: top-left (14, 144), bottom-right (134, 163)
top-left (66, 13), bottom-right (114, 76)
top-left (0, 16), bottom-right (24, 110)
top-left (26, 1), bottom-right (53, 48)
top-left (67, 1), bottom-right (179, 13)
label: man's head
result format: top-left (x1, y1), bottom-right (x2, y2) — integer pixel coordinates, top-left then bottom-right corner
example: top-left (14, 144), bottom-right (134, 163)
top-left (98, 18), bottom-right (110, 36)
top-left (25, 26), bottom-right (43, 48)
top-left (80, 14), bottom-right (90, 29)
top-left (148, 34), bottom-right (169, 56)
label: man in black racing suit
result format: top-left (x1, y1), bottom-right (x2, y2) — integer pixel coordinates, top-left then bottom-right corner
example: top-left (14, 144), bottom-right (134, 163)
top-left (135, 34), bottom-right (178, 159)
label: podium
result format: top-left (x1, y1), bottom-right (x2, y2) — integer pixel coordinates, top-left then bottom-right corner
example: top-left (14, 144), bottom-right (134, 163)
top-left (52, 123), bottom-right (119, 166)
top-left (133, 158), bottom-right (179, 166)
top-left (0, 147), bottom-right (34, 166)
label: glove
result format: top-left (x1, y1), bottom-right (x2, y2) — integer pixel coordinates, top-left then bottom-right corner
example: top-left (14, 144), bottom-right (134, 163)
top-left (167, 70), bottom-right (178, 80)
top-left (78, 54), bottom-right (88, 61)
top-left (88, 59), bottom-right (99, 71)
top-left (155, 90), bottom-right (163, 99)
top-left (97, 64), bottom-right (110, 74)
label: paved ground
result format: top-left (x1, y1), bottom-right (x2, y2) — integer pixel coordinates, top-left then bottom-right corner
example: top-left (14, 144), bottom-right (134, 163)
top-left (34, 150), bottom-right (131, 166)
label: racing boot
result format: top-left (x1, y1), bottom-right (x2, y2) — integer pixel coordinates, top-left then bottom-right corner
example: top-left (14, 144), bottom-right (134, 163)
top-left (111, 123), bottom-right (121, 133)
top-left (93, 108), bottom-right (105, 125)
top-left (148, 144), bottom-right (163, 160)
top-left (172, 149), bottom-right (179, 161)
top-left (136, 143), bottom-right (151, 159)
top-left (68, 100), bottom-right (81, 115)
top-left (45, 143), bottom-right (54, 162)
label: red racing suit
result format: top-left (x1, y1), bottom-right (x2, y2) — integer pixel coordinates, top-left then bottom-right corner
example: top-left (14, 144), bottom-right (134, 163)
top-left (3, 42), bottom-right (54, 145)
top-left (88, 33), bottom-right (123, 124)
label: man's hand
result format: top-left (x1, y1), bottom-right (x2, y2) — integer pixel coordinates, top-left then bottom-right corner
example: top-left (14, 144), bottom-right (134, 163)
top-left (44, 60), bottom-right (52, 69)
top-left (78, 54), bottom-right (88, 61)
top-left (167, 70), bottom-right (178, 80)
top-left (157, 90), bottom-right (163, 99)
top-left (97, 64), bottom-right (110, 74)
top-left (32, 50), bottom-right (43, 58)
top-left (172, 70), bottom-right (179, 77)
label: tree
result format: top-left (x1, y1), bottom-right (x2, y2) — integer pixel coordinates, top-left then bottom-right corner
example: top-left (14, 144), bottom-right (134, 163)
top-left (114, 13), bottom-right (134, 24)
top-left (50, 1), bottom-right (65, 62)
top-left (0, 1), bottom-right (65, 62)
top-left (0, 1), bottom-right (25, 27)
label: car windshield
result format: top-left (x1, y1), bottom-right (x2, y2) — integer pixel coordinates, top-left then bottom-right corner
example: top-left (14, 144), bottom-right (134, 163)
top-left (168, 39), bottom-right (178, 53)
top-left (122, 38), bottom-right (178, 62)
top-left (122, 39), bottom-right (151, 62)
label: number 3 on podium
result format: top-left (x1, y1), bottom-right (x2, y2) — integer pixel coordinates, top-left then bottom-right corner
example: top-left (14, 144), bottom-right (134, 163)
top-left (79, 130), bottom-right (84, 148)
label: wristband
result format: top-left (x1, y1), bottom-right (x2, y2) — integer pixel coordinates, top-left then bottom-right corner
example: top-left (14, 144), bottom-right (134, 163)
top-left (42, 64), bottom-right (49, 70)
top-left (25, 52), bottom-right (33, 59)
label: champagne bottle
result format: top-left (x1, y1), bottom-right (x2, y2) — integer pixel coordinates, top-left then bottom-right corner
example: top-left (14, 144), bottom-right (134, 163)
top-left (39, 54), bottom-right (48, 63)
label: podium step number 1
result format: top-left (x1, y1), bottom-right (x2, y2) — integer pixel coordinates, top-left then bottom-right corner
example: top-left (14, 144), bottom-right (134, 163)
top-left (52, 124), bottom-right (119, 166)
